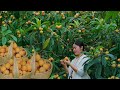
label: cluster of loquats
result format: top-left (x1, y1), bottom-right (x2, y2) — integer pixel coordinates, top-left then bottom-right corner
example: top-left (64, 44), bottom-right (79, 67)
top-left (12, 42), bottom-right (27, 58)
top-left (35, 54), bottom-right (51, 74)
top-left (0, 45), bottom-right (8, 57)
top-left (16, 57), bottom-right (32, 79)
top-left (31, 53), bottom-right (53, 79)
top-left (0, 58), bottom-right (14, 79)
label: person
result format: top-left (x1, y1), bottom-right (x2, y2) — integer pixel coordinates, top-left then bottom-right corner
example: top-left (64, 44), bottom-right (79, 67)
top-left (60, 39), bottom-right (90, 79)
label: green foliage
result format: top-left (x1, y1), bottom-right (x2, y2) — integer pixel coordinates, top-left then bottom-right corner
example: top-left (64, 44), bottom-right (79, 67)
top-left (0, 11), bottom-right (120, 79)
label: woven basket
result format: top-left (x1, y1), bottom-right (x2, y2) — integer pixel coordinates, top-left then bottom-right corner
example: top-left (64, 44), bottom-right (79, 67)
top-left (0, 57), bottom-right (14, 79)
top-left (14, 57), bottom-right (32, 79)
top-left (0, 74), bottom-right (14, 79)
top-left (30, 52), bottom-right (53, 79)
top-left (31, 60), bottom-right (53, 79)
top-left (0, 45), bottom-right (13, 66)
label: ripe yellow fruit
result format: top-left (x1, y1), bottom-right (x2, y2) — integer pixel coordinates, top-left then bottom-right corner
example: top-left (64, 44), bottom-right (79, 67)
top-left (63, 74), bottom-right (66, 77)
top-left (5, 63), bottom-right (11, 69)
top-left (117, 58), bottom-right (120, 62)
top-left (17, 59), bottom-right (22, 64)
top-left (43, 63), bottom-right (50, 71)
top-left (26, 64), bottom-right (32, 72)
top-left (13, 42), bottom-right (17, 49)
top-left (38, 60), bottom-right (44, 66)
top-left (15, 47), bottom-right (20, 53)
top-left (42, 11), bottom-right (45, 16)
top-left (35, 54), bottom-right (41, 61)
top-left (10, 66), bottom-right (13, 71)
top-left (27, 60), bottom-right (31, 65)
top-left (117, 64), bottom-right (120, 68)
top-left (0, 16), bottom-right (2, 18)
top-left (19, 70), bottom-right (23, 76)
top-left (17, 30), bottom-right (20, 34)
top-left (16, 54), bottom-right (21, 58)
top-left (111, 64), bottom-right (116, 68)
top-left (0, 48), bottom-right (6, 53)
top-left (39, 27), bottom-right (43, 31)
top-left (48, 57), bottom-right (54, 62)
top-left (0, 53), bottom-right (5, 57)
top-left (64, 57), bottom-right (69, 61)
top-left (19, 51), bottom-right (23, 56)
top-left (40, 31), bottom-right (43, 34)
top-left (105, 57), bottom-right (109, 60)
top-left (21, 61), bottom-right (26, 66)
top-left (22, 71), bottom-right (27, 75)
top-left (56, 25), bottom-right (62, 29)
top-left (115, 29), bottom-right (119, 32)
top-left (111, 76), bottom-right (115, 79)
top-left (100, 48), bottom-right (103, 51)
top-left (8, 20), bottom-right (12, 24)
top-left (0, 66), bottom-right (6, 72)
top-left (39, 67), bottom-right (46, 73)
top-left (21, 66), bottom-right (27, 71)
top-left (3, 70), bottom-right (9, 75)
top-left (9, 59), bottom-right (13, 66)
top-left (105, 51), bottom-right (109, 54)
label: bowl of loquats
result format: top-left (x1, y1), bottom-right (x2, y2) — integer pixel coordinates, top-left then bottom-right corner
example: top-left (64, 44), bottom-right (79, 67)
top-left (31, 53), bottom-right (53, 79)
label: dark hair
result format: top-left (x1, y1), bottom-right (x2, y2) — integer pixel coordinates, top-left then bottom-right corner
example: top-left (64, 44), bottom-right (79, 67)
top-left (74, 39), bottom-right (85, 51)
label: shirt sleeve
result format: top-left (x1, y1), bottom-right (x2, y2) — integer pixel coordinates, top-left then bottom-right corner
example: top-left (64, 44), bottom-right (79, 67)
top-left (76, 57), bottom-right (89, 77)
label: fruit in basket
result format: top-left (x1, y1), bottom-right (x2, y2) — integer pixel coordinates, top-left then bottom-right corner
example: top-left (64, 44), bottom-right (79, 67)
top-left (0, 45), bottom-right (9, 57)
top-left (0, 59), bottom-right (14, 78)
top-left (34, 56), bottom-right (51, 74)
top-left (12, 42), bottom-right (26, 58)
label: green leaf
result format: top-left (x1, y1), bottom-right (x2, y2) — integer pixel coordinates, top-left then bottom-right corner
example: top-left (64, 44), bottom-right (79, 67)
top-left (105, 11), bottom-right (113, 22)
top-left (84, 58), bottom-right (100, 72)
top-left (95, 63), bottom-right (102, 79)
top-left (43, 38), bottom-right (50, 49)
top-left (101, 55), bottom-right (107, 67)
top-left (37, 19), bottom-right (41, 27)
top-left (10, 35), bottom-right (17, 42)
top-left (4, 30), bottom-right (12, 36)
top-left (2, 37), bottom-right (7, 45)
top-left (2, 26), bottom-right (7, 32)
top-left (35, 18), bottom-right (41, 27)
top-left (109, 47), bottom-right (117, 52)
top-left (107, 54), bottom-right (117, 60)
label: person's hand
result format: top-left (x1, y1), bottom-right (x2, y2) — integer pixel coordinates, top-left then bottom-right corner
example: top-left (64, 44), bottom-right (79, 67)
top-left (60, 60), bottom-right (67, 66)
top-left (64, 59), bottom-right (71, 65)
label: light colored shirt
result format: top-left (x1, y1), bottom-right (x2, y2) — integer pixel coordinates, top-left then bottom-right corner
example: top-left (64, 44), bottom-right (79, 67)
top-left (68, 54), bottom-right (90, 79)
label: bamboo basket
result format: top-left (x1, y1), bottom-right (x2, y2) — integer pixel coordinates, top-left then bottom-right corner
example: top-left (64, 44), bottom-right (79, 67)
top-left (0, 57), bottom-right (14, 79)
top-left (0, 44), bottom-right (13, 66)
top-left (14, 57), bottom-right (33, 79)
top-left (30, 52), bottom-right (53, 79)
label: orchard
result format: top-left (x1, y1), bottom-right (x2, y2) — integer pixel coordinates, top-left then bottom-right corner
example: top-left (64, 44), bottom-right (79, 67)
top-left (0, 11), bottom-right (120, 79)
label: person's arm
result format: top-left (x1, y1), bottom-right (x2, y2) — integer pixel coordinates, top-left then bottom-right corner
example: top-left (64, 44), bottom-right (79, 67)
top-left (63, 65), bottom-right (69, 74)
top-left (60, 60), bottom-right (69, 74)
top-left (64, 59), bottom-right (86, 77)
top-left (64, 60), bottom-right (78, 73)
